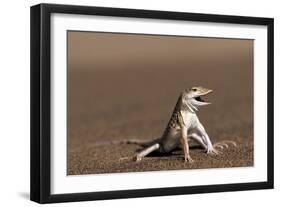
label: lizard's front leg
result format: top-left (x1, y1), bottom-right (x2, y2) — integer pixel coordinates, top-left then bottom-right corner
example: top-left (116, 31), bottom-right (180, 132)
top-left (180, 126), bottom-right (194, 163)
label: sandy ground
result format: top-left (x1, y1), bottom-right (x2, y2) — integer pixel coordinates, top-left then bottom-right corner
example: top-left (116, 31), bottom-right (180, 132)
top-left (67, 32), bottom-right (253, 175)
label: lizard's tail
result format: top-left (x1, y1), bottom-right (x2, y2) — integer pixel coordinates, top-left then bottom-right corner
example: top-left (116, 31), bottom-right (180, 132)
top-left (111, 139), bottom-right (152, 146)
top-left (94, 138), bottom-right (154, 147)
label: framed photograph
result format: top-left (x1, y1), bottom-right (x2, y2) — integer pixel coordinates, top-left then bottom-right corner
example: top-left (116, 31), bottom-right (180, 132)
top-left (30, 3), bottom-right (274, 203)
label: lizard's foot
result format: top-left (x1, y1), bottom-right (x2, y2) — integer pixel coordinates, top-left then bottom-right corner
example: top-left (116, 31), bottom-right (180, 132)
top-left (184, 155), bottom-right (194, 163)
top-left (213, 140), bottom-right (237, 150)
top-left (133, 155), bottom-right (142, 162)
top-left (208, 140), bottom-right (237, 156)
top-left (207, 147), bottom-right (221, 155)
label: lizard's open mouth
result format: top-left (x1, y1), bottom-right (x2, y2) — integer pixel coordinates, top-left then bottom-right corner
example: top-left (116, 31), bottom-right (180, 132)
top-left (193, 91), bottom-right (212, 105)
top-left (195, 96), bottom-right (205, 102)
top-left (189, 88), bottom-right (212, 107)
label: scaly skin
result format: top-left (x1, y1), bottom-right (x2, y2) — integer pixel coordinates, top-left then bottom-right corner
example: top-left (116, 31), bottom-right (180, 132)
top-left (134, 86), bottom-right (236, 162)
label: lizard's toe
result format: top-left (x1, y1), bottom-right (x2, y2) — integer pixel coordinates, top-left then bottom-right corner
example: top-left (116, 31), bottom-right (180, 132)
top-left (214, 140), bottom-right (237, 150)
top-left (214, 143), bottom-right (228, 149)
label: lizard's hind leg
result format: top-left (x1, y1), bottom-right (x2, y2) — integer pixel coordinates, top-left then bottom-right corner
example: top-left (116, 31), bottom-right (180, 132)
top-left (188, 133), bottom-right (207, 150)
top-left (134, 143), bottom-right (160, 162)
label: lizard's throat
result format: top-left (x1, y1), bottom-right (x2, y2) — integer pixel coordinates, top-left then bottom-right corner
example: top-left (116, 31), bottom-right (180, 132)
top-left (186, 101), bottom-right (198, 113)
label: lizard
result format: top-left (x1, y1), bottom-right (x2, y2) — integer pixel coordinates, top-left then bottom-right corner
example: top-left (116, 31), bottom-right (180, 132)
top-left (131, 86), bottom-right (236, 162)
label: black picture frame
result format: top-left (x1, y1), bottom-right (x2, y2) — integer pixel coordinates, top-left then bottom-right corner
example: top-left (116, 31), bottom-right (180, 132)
top-left (30, 3), bottom-right (274, 204)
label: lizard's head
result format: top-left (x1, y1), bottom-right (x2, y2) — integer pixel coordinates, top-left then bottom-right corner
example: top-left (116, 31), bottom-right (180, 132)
top-left (182, 86), bottom-right (213, 111)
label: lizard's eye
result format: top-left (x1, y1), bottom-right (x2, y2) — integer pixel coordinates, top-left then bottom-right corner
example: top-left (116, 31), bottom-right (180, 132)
top-left (192, 88), bottom-right (197, 91)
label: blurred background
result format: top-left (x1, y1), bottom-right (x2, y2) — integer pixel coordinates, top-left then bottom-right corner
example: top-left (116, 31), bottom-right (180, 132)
top-left (67, 31), bottom-right (253, 175)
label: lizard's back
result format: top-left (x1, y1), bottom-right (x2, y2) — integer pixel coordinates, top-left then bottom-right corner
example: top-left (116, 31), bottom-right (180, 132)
top-left (158, 95), bottom-right (185, 153)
